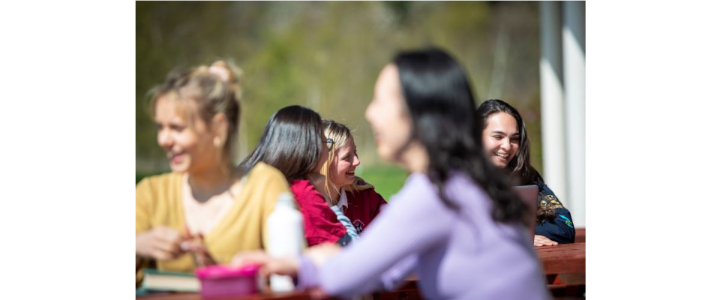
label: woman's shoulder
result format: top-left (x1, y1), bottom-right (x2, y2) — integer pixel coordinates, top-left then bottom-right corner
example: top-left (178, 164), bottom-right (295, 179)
top-left (347, 184), bottom-right (385, 204)
top-left (352, 176), bottom-right (374, 190)
top-left (389, 172), bottom-right (437, 203)
top-left (534, 176), bottom-right (558, 198)
top-left (533, 175), bottom-right (567, 210)
top-left (136, 172), bottom-right (181, 191)
top-left (290, 177), bottom-right (312, 189)
top-left (290, 178), bottom-right (335, 214)
top-left (289, 178), bottom-right (318, 198)
top-left (136, 173), bottom-right (183, 208)
top-left (237, 163), bottom-right (291, 204)
top-left (244, 162), bottom-right (287, 185)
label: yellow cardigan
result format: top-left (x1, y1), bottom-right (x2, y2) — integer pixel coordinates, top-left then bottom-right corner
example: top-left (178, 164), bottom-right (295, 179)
top-left (136, 162), bottom-right (290, 283)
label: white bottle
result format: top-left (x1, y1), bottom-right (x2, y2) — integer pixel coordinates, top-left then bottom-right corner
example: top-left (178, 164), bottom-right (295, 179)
top-left (266, 192), bottom-right (306, 292)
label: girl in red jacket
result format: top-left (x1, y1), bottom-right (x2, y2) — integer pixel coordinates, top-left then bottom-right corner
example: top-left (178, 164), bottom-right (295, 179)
top-left (319, 119), bottom-right (387, 236)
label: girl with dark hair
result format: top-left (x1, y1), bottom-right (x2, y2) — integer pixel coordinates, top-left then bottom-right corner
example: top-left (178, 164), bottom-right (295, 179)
top-left (477, 99), bottom-right (575, 245)
top-left (239, 105), bottom-right (353, 247)
top-left (231, 49), bottom-right (548, 300)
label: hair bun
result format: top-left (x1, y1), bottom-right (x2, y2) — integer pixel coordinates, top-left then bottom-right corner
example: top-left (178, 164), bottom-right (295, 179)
top-left (209, 60), bottom-right (242, 98)
top-left (209, 61), bottom-right (232, 82)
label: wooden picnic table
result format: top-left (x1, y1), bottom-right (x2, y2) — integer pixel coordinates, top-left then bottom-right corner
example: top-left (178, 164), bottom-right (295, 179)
top-left (139, 242), bottom-right (585, 300)
top-left (536, 242), bottom-right (586, 299)
top-left (537, 242), bottom-right (585, 276)
top-left (575, 228), bottom-right (585, 243)
top-left (136, 291), bottom-right (315, 300)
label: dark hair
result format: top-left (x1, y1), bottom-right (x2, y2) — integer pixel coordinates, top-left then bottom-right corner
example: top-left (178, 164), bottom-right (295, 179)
top-left (393, 48), bottom-right (526, 223)
top-left (477, 99), bottom-right (555, 220)
top-left (477, 99), bottom-right (541, 185)
top-left (239, 105), bottom-right (325, 182)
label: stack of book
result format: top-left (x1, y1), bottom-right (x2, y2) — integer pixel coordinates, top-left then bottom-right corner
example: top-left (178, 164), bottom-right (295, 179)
top-left (136, 268), bottom-right (199, 296)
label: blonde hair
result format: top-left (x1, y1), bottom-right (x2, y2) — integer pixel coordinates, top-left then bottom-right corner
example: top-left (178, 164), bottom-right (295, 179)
top-left (148, 59), bottom-right (243, 169)
top-left (320, 119), bottom-right (374, 206)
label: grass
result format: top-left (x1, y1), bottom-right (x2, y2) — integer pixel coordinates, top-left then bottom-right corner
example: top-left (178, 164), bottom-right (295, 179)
top-left (135, 165), bottom-right (409, 202)
top-left (356, 165), bottom-right (408, 202)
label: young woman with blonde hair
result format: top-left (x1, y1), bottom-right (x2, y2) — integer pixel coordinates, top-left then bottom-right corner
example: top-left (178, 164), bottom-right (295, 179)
top-left (319, 119), bottom-right (386, 237)
top-left (135, 60), bottom-right (291, 285)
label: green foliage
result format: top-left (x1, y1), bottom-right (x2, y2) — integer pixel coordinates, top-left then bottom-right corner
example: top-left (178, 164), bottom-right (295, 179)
top-left (136, 2), bottom-right (544, 174)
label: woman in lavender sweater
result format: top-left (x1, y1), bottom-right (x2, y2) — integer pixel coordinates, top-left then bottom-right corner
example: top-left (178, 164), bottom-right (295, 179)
top-left (232, 48), bottom-right (549, 300)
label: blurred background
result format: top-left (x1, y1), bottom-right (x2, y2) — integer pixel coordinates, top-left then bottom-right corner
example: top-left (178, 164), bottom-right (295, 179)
top-left (136, 1), bottom-right (546, 200)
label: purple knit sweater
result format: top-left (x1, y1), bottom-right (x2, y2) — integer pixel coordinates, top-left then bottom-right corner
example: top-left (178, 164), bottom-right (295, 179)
top-left (298, 172), bottom-right (550, 300)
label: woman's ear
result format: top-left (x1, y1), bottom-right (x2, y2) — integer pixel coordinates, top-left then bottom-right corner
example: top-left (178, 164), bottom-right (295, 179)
top-left (212, 113), bottom-right (229, 147)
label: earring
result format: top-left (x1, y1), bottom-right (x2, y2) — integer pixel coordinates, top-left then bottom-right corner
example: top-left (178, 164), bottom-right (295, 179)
top-left (213, 137), bottom-right (221, 147)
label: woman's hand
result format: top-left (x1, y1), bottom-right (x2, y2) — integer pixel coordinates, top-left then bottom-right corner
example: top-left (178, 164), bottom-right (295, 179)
top-left (229, 243), bottom-right (341, 279)
top-left (534, 235), bottom-right (559, 247)
top-left (181, 228), bottom-right (216, 267)
top-left (230, 251), bottom-right (299, 277)
top-left (136, 226), bottom-right (186, 261)
top-left (304, 243), bottom-right (341, 267)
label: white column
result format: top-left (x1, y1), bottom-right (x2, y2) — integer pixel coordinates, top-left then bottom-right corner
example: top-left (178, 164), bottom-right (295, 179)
top-left (562, 1), bottom-right (586, 227)
top-left (539, 2), bottom-right (568, 207)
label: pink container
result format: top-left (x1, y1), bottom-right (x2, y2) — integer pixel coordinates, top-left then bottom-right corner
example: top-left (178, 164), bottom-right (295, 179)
top-left (195, 264), bottom-right (261, 299)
